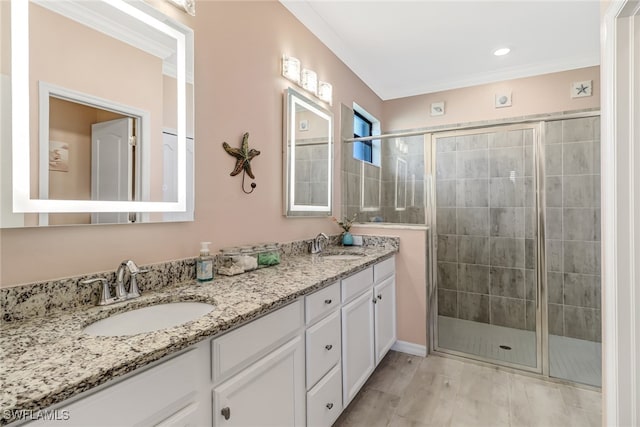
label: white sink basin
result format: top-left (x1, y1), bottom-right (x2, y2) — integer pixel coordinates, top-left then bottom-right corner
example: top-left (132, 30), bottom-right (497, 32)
top-left (322, 254), bottom-right (364, 261)
top-left (84, 302), bottom-right (215, 336)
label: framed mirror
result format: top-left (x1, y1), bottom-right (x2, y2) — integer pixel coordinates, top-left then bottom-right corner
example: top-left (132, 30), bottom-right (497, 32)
top-left (283, 88), bottom-right (333, 217)
top-left (1, 0), bottom-right (194, 227)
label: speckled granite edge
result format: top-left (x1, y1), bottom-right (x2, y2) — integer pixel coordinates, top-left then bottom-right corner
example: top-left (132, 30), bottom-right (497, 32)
top-left (0, 258), bottom-right (196, 323)
top-left (0, 243), bottom-right (398, 425)
top-left (0, 236), bottom-right (399, 323)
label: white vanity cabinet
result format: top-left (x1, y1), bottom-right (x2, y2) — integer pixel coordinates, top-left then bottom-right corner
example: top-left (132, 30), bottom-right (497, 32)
top-left (341, 256), bottom-right (396, 406)
top-left (373, 258), bottom-right (397, 365)
top-left (341, 268), bottom-right (376, 406)
top-left (304, 282), bottom-right (342, 427)
top-left (23, 344), bottom-right (212, 427)
top-left (212, 300), bottom-right (306, 427)
top-left (212, 336), bottom-right (305, 426)
top-left (18, 255), bottom-right (396, 427)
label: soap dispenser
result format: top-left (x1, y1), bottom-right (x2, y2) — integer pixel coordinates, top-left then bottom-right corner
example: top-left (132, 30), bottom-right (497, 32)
top-left (197, 242), bottom-right (214, 282)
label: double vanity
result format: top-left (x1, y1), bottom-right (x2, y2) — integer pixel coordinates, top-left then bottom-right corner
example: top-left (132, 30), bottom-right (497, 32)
top-left (0, 240), bottom-right (398, 426)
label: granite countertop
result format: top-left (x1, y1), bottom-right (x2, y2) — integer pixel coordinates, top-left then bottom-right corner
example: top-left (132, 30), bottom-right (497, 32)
top-left (0, 246), bottom-right (396, 424)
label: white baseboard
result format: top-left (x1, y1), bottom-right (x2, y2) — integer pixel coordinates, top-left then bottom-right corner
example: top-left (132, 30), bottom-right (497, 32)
top-left (391, 340), bottom-right (427, 357)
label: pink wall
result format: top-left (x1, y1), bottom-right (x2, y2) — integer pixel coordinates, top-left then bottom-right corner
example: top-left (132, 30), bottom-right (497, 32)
top-left (0, 1), bottom-right (382, 286)
top-left (352, 226), bottom-right (428, 347)
top-left (383, 66), bottom-right (600, 132)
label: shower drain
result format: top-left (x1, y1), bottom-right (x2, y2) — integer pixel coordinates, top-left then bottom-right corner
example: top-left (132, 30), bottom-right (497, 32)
top-left (499, 345), bottom-right (512, 350)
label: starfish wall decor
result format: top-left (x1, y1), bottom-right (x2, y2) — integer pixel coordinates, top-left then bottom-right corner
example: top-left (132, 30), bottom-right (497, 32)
top-left (222, 132), bottom-right (261, 194)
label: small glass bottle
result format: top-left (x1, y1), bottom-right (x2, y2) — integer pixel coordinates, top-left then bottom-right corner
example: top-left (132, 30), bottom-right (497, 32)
top-left (196, 242), bottom-right (214, 282)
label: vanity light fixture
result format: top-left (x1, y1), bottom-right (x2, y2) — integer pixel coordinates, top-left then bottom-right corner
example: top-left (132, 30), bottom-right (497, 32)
top-left (166, 0), bottom-right (196, 16)
top-left (282, 55), bottom-right (301, 84)
top-left (282, 54), bottom-right (332, 105)
top-left (493, 47), bottom-right (511, 56)
top-left (301, 69), bottom-right (318, 95)
top-left (318, 81), bottom-right (333, 105)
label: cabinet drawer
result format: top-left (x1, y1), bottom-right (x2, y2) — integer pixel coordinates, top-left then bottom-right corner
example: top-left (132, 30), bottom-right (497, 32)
top-left (305, 282), bottom-right (340, 325)
top-left (341, 266), bottom-right (373, 303)
top-left (305, 310), bottom-right (341, 389)
top-left (374, 256), bottom-right (395, 283)
top-left (212, 300), bottom-right (303, 382)
top-left (306, 364), bottom-right (342, 427)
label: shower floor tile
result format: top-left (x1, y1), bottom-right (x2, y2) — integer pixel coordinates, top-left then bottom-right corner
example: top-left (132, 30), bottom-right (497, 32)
top-left (437, 316), bottom-right (601, 387)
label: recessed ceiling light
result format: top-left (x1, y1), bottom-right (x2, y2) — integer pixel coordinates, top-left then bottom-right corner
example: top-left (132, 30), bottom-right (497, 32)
top-left (494, 48), bottom-right (511, 56)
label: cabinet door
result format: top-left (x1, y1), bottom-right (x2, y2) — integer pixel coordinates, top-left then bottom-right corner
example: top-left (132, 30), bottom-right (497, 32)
top-left (213, 336), bottom-right (305, 427)
top-left (341, 290), bottom-right (375, 406)
top-left (374, 275), bottom-right (397, 365)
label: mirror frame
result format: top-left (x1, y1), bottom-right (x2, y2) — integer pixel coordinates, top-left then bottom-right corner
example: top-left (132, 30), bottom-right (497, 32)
top-left (10, 0), bottom-right (188, 213)
top-left (283, 87), bottom-right (333, 217)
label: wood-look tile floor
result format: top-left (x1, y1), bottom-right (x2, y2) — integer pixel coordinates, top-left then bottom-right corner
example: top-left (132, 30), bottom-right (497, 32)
top-left (333, 351), bottom-right (601, 427)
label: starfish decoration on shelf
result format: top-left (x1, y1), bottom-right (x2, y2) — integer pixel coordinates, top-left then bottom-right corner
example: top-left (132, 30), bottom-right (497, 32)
top-left (223, 132), bottom-right (261, 179)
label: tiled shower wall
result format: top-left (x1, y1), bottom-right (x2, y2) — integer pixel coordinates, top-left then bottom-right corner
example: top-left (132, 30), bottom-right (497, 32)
top-left (545, 117), bottom-right (601, 342)
top-left (294, 142), bottom-right (329, 206)
top-left (436, 128), bottom-right (538, 331)
top-left (342, 135), bottom-right (426, 224)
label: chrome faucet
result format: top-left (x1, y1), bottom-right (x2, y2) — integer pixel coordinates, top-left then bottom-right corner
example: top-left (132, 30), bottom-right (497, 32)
top-left (82, 260), bottom-right (148, 306)
top-left (309, 233), bottom-right (329, 254)
top-left (116, 260), bottom-right (148, 299)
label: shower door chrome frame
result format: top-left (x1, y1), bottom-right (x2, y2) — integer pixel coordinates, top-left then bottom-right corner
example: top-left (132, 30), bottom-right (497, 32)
top-left (427, 123), bottom-right (545, 375)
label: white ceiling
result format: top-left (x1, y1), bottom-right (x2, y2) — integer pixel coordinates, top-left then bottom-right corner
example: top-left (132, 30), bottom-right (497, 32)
top-left (280, 1), bottom-right (601, 100)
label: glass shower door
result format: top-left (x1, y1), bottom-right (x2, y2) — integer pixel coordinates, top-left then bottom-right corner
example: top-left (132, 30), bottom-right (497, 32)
top-left (544, 116), bottom-right (602, 387)
top-left (433, 124), bottom-right (541, 371)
